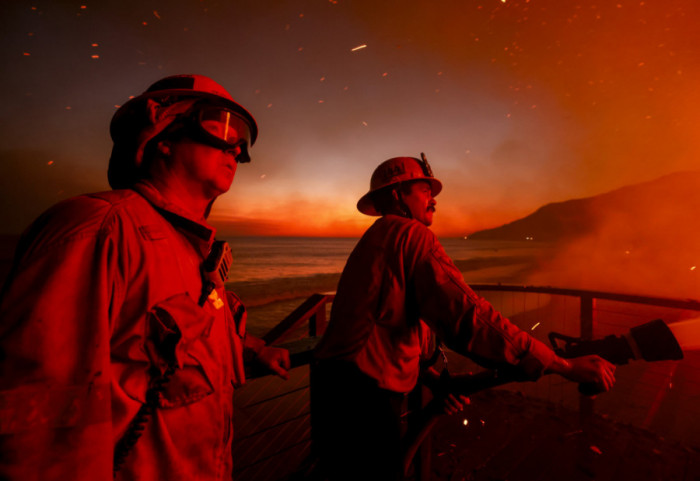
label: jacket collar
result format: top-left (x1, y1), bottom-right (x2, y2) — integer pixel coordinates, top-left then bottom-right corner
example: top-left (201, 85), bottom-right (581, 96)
top-left (132, 181), bottom-right (216, 244)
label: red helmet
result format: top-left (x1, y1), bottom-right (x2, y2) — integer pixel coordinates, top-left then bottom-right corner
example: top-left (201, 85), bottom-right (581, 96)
top-left (357, 154), bottom-right (443, 216)
top-left (108, 74), bottom-right (257, 189)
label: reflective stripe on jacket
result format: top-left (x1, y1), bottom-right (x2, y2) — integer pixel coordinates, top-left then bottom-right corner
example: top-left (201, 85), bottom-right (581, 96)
top-left (314, 215), bottom-right (556, 393)
top-left (0, 181), bottom-right (251, 480)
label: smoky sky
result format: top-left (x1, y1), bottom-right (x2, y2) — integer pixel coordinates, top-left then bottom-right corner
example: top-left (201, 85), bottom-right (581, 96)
top-left (1, 0), bottom-right (699, 237)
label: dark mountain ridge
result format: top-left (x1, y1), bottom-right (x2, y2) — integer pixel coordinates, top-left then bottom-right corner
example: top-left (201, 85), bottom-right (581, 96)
top-left (467, 170), bottom-right (700, 242)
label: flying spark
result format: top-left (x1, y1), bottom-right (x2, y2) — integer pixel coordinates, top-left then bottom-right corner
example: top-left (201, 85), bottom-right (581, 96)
top-left (530, 322), bottom-right (540, 331)
top-left (351, 44), bottom-right (367, 52)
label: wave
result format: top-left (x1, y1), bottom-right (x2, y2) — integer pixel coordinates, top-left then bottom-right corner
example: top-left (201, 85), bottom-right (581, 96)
top-left (226, 272), bottom-right (341, 307)
top-left (227, 254), bottom-right (540, 309)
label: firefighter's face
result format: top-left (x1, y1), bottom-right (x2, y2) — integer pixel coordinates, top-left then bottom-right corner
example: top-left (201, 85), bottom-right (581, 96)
top-left (167, 137), bottom-right (240, 199)
top-left (401, 180), bottom-right (437, 226)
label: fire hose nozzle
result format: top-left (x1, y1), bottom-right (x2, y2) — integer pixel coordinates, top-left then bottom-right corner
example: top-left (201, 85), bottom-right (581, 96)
top-left (549, 318), bottom-right (684, 365)
top-left (629, 318), bottom-right (683, 362)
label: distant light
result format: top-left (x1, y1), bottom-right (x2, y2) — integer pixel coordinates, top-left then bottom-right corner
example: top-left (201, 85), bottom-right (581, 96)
top-left (351, 44), bottom-right (367, 52)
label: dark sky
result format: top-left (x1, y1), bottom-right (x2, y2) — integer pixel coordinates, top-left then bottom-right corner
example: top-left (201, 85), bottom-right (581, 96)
top-left (2, 0), bottom-right (699, 236)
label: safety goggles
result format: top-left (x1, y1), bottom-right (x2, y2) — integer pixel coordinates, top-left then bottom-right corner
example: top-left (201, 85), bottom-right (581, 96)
top-left (181, 103), bottom-right (253, 162)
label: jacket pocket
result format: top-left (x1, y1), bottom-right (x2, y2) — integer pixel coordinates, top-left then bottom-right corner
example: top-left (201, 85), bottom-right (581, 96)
top-left (145, 293), bottom-right (217, 408)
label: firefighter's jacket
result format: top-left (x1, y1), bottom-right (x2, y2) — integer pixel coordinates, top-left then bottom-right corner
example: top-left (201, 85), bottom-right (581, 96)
top-left (314, 214), bottom-right (556, 393)
top-left (0, 181), bottom-right (262, 480)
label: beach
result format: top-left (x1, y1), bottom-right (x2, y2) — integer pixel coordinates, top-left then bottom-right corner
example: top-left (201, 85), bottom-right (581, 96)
top-left (223, 236), bottom-right (552, 335)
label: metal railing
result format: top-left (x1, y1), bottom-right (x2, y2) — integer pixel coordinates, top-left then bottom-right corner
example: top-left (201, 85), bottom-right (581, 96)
top-left (233, 286), bottom-right (700, 480)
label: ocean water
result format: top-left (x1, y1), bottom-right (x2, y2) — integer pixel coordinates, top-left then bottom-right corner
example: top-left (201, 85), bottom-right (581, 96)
top-left (224, 236), bottom-right (550, 335)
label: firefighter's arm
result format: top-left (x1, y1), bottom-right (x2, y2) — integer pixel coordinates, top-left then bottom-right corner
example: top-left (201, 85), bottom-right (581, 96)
top-left (226, 290), bottom-right (291, 380)
top-left (546, 355), bottom-right (616, 392)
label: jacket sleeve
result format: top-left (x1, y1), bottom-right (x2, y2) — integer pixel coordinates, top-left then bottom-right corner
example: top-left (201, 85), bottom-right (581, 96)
top-left (0, 200), bottom-right (118, 481)
top-left (410, 229), bottom-right (555, 379)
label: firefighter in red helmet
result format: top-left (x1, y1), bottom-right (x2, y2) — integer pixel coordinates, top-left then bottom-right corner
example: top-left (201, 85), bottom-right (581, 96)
top-left (0, 74), bottom-right (289, 480)
top-left (312, 154), bottom-right (616, 481)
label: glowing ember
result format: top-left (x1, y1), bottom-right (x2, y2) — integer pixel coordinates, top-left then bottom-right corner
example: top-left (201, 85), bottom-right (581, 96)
top-left (668, 318), bottom-right (700, 351)
top-left (463, 419), bottom-right (468, 426)
top-left (351, 44), bottom-right (367, 52)
top-left (590, 445), bottom-right (602, 455)
top-left (530, 322), bottom-right (540, 330)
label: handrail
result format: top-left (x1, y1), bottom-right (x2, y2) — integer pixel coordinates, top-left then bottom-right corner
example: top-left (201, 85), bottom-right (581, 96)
top-left (262, 293), bottom-right (335, 345)
top-left (469, 284), bottom-right (700, 310)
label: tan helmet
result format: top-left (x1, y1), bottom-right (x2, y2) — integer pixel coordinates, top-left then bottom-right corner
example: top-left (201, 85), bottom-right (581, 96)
top-left (108, 74), bottom-right (257, 189)
top-left (357, 153), bottom-right (443, 216)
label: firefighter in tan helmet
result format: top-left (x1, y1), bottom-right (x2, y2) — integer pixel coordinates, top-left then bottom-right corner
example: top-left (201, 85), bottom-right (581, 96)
top-left (312, 154), bottom-right (616, 481)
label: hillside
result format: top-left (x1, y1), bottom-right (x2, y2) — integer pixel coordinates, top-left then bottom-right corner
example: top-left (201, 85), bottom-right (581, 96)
top-left (468, 171), bottom-right (700, 299)
top-left (468, 171), bottom-right (700, 242)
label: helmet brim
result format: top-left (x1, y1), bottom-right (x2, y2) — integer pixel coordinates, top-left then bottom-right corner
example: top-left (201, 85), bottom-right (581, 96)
top-left (356, 177), bottom-right (442, 216)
